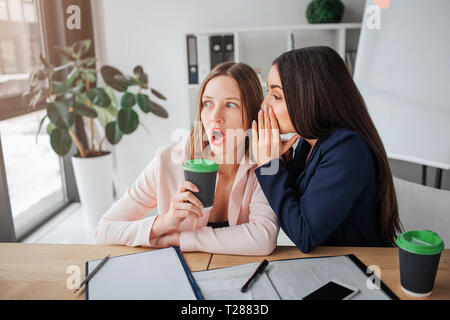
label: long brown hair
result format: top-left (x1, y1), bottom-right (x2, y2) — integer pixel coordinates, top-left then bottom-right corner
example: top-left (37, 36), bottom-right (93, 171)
top-left (273, 46), bottom-right (402, 246)
top-left (186, 62), bottom-right (263, 159)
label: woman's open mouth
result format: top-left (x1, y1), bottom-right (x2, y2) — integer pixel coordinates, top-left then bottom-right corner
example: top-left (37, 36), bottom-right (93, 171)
top-left (211, 127), bottom-right (225, 146)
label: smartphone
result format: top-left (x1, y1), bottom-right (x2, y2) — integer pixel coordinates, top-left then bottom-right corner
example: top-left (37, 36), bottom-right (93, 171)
top-left (302, 280), bottom-right (359, 300)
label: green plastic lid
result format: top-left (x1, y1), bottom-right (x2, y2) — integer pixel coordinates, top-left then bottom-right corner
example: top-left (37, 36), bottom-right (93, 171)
top-left (396, 230), bottom-right (444, 255)
top-left (182, 159), bottom-right (219, 173)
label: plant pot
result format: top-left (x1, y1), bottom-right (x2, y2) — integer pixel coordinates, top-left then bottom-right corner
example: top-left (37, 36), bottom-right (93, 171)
top-left (71, 152), bottom-right (113, 230)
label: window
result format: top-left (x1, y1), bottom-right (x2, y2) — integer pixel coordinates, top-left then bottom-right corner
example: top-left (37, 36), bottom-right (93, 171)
top-left (22, 0), bottom-right (37, 23)
top-left (0, 0), bottom-right (9, 20)
top-left (0, 0), bottom-right (41, 98)
top-left (0, 0), bottom-right (68, 240)
top-left (0, 0), bottom-right (96, 241)
top-left (0, 110), bottom-right (67, 237)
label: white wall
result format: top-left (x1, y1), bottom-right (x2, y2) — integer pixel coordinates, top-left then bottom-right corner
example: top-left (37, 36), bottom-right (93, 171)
top-left (93, 0), bottom-right (365, 195)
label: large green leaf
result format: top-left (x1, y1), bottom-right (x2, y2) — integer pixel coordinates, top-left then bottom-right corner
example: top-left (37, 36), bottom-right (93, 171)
top-left (50, 128), bottom-right (72, 156)
top-left (100, 65), bottom-right (128, 92)
top-left (72, 103), bottom-right (97, 118)
top-left (51, 81), bottom-right (68, 96)
top-left (47, 101), bottom-right (74, 129)
top-left (151, 88), bottom-right (167, 101)
top-left (133, 66), bottom-right (144, 80)
top-left (85, 57), bottom-right (96, 67)
top-left (75, 92), bottom-right (90, 105)
top-left (133, 65), bottom-right (148, 86)
top-left (81, 70), bottom-right (96, 83)
top-left (103, 83), bottom-right (119, 108)
top-left (65, 68), bottom-right (80, 86)
top-left (86, 88), bottom-right (111, 107)
top-left (149, 100), bottom-right (169, 118)
top-left (105, 121), bottom-right (123, 145)
top-left (121, 92), bottom-right (136, 108)
top-left (46, 122), bottom-right (56, 135)
top-left (72, 39), bottom-right (91, 58)
top-left (136, 93), bottom-right (150, 113)
top-left (55, 45), bottom-right (76, 61)
top-left (93, 105), bottom-right (116, 127)
top-left (114, 75), bottom-right (138, 86)
top-left (35, 114), bottom-right (47, 143)
top-left (118, 108), bottom-right (139, 134)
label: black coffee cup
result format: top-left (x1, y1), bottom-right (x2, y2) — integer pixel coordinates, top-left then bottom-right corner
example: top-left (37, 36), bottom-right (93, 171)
top-left (396, 230), bottom-right (444, 297)
top-left (183, 159), bottom-right (218, 209)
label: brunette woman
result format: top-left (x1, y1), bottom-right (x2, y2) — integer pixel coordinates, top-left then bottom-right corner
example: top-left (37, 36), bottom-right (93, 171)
top-left (252, 46), bottom-right (402, 253)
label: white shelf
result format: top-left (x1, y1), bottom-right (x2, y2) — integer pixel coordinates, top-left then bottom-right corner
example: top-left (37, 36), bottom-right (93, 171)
top-left (186, 23), bottom-right (362, 123)
top-left (188, 23), bottom-right (361, 35)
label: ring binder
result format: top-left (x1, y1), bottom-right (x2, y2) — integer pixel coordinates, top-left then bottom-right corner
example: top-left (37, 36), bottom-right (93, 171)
top-left (209, 35), bottom-right (224, 70)
top-left (187, 35), bottom-right (199, 84)
top-left (209, 35), bottom-right (235, 70)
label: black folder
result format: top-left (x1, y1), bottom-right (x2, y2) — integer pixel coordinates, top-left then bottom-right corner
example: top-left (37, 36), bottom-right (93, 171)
top-left (223, 35), bottom-right (235, 62)
top-left (209, 35), bottom-right (224, 70)
top-left (187, 35), bottom-right (198, 84)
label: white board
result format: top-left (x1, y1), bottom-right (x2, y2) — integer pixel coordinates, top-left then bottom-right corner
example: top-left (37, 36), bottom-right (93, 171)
top-left (354, 0), bottom-right (450, 170)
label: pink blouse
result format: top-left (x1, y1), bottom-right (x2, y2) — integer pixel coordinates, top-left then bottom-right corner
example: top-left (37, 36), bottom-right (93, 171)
top-left (95, 143), bottom-right (279, 255)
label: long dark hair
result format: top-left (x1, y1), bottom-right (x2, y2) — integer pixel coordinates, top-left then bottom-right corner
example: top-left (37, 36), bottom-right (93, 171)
top-left (186, 62), bottom-right (263, 159)
top-left (273, 46), bottom-right (402, 246)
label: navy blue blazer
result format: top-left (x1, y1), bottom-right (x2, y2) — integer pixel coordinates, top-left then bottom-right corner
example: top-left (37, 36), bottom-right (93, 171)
top-left (255, 128), bottom-right (383, 253)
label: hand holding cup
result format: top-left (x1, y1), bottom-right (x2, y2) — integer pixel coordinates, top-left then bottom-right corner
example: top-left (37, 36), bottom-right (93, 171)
top-left (152, 180), bottom-right (204, 237)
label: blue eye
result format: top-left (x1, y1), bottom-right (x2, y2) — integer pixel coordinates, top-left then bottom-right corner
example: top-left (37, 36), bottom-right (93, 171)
top-left (226, 102), bottom-right (238, 109)
top-left (203, 101), bottom-right (212, 108)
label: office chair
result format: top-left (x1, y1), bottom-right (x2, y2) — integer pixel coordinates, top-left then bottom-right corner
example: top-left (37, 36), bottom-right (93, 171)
top-left (394, 177), bottom-right (450, 248)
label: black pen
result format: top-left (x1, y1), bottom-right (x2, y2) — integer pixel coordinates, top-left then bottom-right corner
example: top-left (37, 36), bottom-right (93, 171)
top-left (73, 253), bottom-right (110, 294)
top-left (241, 259), bottom-right (269, 293)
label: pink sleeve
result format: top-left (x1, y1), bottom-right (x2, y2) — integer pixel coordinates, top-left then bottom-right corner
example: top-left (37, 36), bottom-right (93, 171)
top-left (179, 181), bottom-right (279, 255)
top-left (94, 149), bottom-right (160, 247)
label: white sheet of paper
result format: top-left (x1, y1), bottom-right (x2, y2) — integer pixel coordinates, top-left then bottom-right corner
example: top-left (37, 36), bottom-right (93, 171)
top-left (193, 262), bottom-right (280, 300)
top-left (86, 247), bottom-right (197, 300)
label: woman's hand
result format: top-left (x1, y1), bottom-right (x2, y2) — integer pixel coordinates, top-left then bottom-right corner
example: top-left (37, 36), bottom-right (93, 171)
top-left (154, 232), bottom-right (180, 248)
top-left (151, 181), bottom-right (204, 238)
top-left (251, 105), bottom-right (300, 167)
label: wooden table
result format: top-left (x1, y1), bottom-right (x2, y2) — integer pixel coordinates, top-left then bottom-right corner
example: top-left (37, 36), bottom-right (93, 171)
top-left (0, 243), bottom-right (211, 300)
top-left (0, 243), bottom-right (448, 300)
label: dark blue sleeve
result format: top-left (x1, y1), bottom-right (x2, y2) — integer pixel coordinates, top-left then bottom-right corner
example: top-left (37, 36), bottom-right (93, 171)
top-left (255, 136), bottom-right (372, 253)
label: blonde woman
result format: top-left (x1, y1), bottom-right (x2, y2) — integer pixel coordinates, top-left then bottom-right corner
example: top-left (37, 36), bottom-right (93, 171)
top-left (95, 62), bottom-right (279, 255)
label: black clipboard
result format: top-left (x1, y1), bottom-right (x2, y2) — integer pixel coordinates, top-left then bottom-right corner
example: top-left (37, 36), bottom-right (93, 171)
top-left (272, 254), bottom-right (399, 300)
top-left (346, 254), bottom-right (399, 300)
top-left (194, 254), bottom-right (399, 300)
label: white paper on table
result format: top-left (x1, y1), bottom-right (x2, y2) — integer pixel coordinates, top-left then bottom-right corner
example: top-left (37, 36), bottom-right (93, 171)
top-left (193, 262), bottom-right (280, 300)
top-left (193, 256), bottom-right (392, 300)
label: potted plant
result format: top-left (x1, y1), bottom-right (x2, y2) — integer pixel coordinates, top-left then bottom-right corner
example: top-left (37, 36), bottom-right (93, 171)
top-left (22, 39), bottom-right (168, 229)
top-left (306, 0), bottom-right (345, 24)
